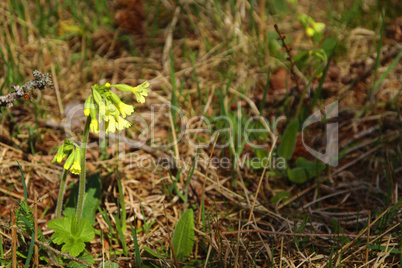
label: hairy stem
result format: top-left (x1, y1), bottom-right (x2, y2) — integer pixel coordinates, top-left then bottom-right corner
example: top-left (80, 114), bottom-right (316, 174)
top-left (56, 169), bottom-right (68, 218)
top-left (76, 116), bottom-right (91, 223)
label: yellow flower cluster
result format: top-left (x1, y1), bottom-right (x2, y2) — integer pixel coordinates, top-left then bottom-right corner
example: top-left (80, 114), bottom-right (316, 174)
top-left (53, 81), bottom-right (150, 174)
top-left (52, 139), bottom-right (81, 175)
top-left (83, 81), bottom-right (149, 134)
top-left (298, 14), bottom-right (325, 41)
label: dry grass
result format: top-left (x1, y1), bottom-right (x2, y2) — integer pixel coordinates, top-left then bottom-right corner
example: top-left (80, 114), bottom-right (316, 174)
top-left (0, 0), bottom-right (401, 267)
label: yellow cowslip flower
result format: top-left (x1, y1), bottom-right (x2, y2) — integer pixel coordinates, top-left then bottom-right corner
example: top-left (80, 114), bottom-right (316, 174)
top-left (118, 102), bottom-right (134, 118)
top-left (52, 140), bottom-right (74, 164)
top-left (89, 106), bottom-right (100, 132)
top-left (116, 116), bottom-right (131, 131)
top-left (109, 91), bottom-right (134, 118)
top-left (299, 14), bottom-right (325, 38)
top-left (306, 27), bottom-right (315, 37)
top-left (106, 100), bottom-right (119, 117)
top-left (84, 95), bottom-right (93, 117)
top-left (133, 81), bottom-right (149, 103)
top-left (105, 116), bottom-right (116, 134)
top-left (306, 22), bottom-right (325, 37)
top-left (89, 110), bottom-right (100, 134)
top-left (111, 81), bottom-right (149, 104)
top-left (92, 88), bottom-right (107, 122)
top-left (52, 144), bottom-right (65, 163)
top-left (90, 118), bottom-right (100, 134)
top-left (63, 150), bottom-right (75, 170)
top-left (313, 22), bottom-right (325, 33)
top-left (70, 148), bottom-right (81, 174)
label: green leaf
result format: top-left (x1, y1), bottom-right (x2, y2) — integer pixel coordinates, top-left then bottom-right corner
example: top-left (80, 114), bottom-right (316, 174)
top-left (67, 251), bottom-right (94, 268)
top-left (64, 173), bottom-right (102, 225)
top-left (48, 214), bottom-right (95, 257)
top-left (295, 157), bottom-right (326, 176)
top-left (172, 209), bottom-right (194, 262)
top-left (287, 158), bottom-right (326, 184)
top-left (278, 119), bottom-right (299, 160)
top-left (287, 167), bottom-right (310, 183)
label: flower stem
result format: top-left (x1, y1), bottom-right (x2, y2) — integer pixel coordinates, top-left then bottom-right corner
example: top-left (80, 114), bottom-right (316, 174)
top-left (76, 116), bottom-right (91, 223)
top-left (115, 137), bottom-right (127, 232)
top-left (56, 168), bottom-right (68, 218)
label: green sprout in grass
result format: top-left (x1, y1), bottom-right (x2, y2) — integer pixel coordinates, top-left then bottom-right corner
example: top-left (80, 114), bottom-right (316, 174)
top-left (298, 14), bottom-right (326, 44)
top-left (49, 79), bottom-right (150, 260)
top-left (294, 14), bottom-right (330, 80)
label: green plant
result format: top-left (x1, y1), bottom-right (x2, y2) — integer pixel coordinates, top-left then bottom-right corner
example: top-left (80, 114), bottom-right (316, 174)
top-left (48, 80), bottom-right (150, 264)
top-left (47, 214), bottom-right (94, 258)
top-left (1, 70), bottom-right (150, 266)
top-left (295, 14), bottom-right (337, 81)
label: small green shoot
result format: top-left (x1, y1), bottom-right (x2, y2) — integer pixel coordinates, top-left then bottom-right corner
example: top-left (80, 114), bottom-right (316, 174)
top-left (373, 52), bottom-right (402, 94)
top-left (130, 222), bottom-right (142, 268)
top-left (114, 214), bottom-right (128, 257)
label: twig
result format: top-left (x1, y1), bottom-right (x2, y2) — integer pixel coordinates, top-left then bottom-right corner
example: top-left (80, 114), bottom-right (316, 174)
top-left (0, 70), bottom-right (53, 112)
top-left (27, 235), bottom-right (93, 267)
top-left (274, 24), bottom-right (300, 92)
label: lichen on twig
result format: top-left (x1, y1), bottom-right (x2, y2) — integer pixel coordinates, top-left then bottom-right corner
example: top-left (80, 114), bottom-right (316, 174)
top-left (0, 70), bottom-right (53, 110)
